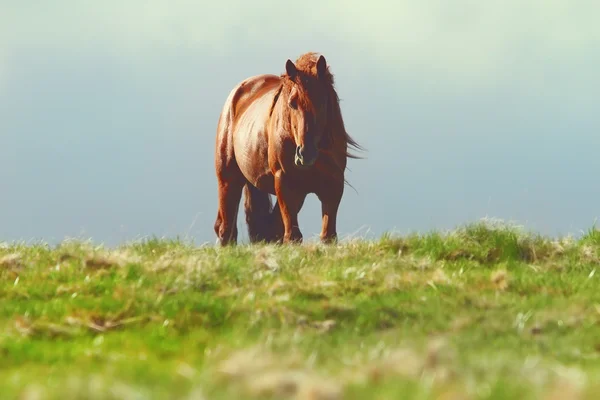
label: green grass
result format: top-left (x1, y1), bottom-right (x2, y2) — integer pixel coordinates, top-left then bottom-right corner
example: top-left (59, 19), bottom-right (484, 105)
top-left (2, 220), bottom-right (600, 399)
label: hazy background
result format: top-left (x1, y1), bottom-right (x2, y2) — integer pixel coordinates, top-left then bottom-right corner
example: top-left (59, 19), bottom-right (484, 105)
top-left (1, 1), bottom-right (599, 246)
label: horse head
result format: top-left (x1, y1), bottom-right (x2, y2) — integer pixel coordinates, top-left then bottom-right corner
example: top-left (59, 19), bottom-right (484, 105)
top-left (282, 54), bottom-right (332, 168)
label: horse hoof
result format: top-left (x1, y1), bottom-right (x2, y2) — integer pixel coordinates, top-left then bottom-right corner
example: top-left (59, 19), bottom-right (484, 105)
top-left (320, 234), bottom-right (338, 245)
top-left (283, 236), bottom-right (303, 245)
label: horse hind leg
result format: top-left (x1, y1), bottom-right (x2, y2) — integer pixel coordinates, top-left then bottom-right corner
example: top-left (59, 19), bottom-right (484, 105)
top-left (243, 183), bottom-right (278, 243)
top-left (215, 175), bottom-right (244, 246)
top-left (267, 201), bottom-right (284, 243)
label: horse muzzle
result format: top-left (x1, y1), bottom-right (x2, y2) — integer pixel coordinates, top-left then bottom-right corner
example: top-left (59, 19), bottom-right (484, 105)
top-left (295, 145), bottom-right (318, 167)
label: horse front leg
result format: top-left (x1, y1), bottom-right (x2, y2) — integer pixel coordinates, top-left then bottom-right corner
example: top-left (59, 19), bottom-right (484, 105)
top-left (318, 179), bottom-right (344, 244)
top-left (274, 170), bottom-right (306, 244)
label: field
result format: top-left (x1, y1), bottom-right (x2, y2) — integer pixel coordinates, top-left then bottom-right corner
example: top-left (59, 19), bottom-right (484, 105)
top-left (2, 220), bottom-right (600, 400)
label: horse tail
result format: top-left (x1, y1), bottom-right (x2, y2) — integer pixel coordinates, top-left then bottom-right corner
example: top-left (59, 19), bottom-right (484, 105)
top-left (243, 183), bottom-right (275, 243)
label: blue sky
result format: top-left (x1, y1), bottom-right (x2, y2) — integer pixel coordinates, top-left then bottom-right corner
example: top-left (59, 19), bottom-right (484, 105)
top-left (1, 1), bottom-right (599, 246)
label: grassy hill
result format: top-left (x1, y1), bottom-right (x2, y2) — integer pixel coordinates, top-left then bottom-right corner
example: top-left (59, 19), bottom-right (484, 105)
top-left (2, 220), bottom-right (600, 399)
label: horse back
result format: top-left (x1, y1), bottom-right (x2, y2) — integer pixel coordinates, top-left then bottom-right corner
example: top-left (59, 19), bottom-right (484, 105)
top-left (227, 74), bottom-right (281, 125)
top-left (216, 74), bottom-right (280, 166)
top-left (216, 74), bottom-right (282, 191)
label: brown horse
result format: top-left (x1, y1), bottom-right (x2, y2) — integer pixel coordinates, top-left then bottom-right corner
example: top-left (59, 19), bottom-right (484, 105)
top-left (214, 52), bottom-right (363, 245)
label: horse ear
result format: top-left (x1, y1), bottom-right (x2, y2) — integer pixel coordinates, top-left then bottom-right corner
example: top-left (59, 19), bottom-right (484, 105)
top-left (285, 59), bottom-right (298, 79)
top-left (316, 55), bottom-right (327, 79)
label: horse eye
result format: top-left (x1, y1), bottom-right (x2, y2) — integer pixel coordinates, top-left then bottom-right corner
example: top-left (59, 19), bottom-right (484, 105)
top-left (289, 96), bottom-right (298, 109)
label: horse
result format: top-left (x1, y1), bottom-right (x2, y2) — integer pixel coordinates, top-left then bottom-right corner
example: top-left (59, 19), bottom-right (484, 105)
top-left (213, 52), bottom-right (363, 246)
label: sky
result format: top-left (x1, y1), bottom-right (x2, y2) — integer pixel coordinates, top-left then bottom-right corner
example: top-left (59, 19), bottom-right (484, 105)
top-left (1, 1), bottom-right (599, 246)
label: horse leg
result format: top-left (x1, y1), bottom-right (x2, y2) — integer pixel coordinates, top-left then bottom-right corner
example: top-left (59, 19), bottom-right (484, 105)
top-left (317, 179), bottom-right (344, 244)
top-left (213, 213), bottom-right (223, 242)
top-left (274, 170), bottom-right (306, 244)
top-left (214, 176), bottom-right (244, 246)
top-left (243, 183), bottom-right (288, 244)
top-left (268, 201), bottom-right (285, 243)
top-left (243, 183), bottom-right (274, 243)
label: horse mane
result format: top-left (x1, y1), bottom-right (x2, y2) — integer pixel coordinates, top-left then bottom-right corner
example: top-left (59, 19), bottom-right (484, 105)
top-left (276, 52), bottom-right (365, 159)
top-left (269, 84), bottom-right (283, 118)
